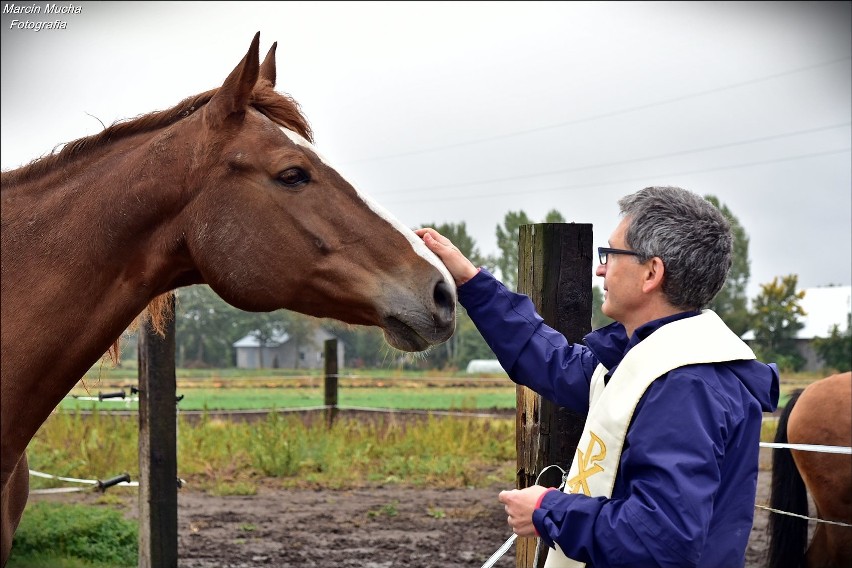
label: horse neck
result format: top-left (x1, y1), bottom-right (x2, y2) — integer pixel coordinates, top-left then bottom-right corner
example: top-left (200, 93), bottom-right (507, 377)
top-left (1, 133), bottom-right (196, 464)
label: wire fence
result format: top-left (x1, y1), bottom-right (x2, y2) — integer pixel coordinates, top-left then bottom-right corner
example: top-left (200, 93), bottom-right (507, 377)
top-left (35, 400), bottom-right (851, 527)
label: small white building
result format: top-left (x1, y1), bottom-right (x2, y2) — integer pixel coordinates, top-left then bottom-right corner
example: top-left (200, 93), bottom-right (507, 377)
top-left (233, 328), bottom-right (344, 370)
top-left (743, 285), bottom-right (851, 371)
top-left (466, 359), bottom-right (508, 375)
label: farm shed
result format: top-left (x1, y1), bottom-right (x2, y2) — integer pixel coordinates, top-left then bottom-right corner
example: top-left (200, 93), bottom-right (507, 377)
top-left (743, 284), bottom-right (851, 371)
top-left (234, 328), bottom-right (344, 370)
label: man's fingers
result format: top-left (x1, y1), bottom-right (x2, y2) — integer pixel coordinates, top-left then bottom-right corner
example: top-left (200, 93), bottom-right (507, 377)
top-left (416, 227), bottom-right (452, 247)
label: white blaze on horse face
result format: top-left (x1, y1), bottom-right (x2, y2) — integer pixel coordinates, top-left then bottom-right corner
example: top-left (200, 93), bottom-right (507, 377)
top-left (279, 127), bottom-right (457, 297)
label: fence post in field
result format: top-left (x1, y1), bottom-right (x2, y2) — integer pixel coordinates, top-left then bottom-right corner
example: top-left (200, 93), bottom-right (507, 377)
top-left (516, 223), bottom-right (592, 568)
top-left (137, 294), bottom-right (178, 568)
top-left (324, 338), bottom-right (339, 428)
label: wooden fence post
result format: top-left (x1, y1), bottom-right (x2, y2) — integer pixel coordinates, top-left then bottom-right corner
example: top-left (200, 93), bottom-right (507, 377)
top-left (137, 294), bottom-right (178, 568)
top-left (516, 223), bottom-right (592, 568)
top-left (324, 339), bottom-right (339, 428)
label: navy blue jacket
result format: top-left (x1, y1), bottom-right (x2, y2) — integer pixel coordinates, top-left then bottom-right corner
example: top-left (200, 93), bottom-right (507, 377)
top-left (459, 269), bottom-right (779, 568)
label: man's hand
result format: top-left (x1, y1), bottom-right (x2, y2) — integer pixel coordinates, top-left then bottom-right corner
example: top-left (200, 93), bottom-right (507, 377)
top-left (415, 227), bottom-right (479, 286)
top-left (498, 485), bottom-right (551, 537)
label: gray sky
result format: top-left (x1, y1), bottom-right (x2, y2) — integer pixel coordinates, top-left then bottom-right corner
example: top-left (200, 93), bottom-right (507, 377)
top-left (2, 1), bottom-right (850, 301)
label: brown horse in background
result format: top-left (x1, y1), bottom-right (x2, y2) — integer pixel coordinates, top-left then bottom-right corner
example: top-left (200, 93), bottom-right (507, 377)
top-left (768, 371), bottom-right (852, 568)
top-left (0, 33), bottom-right (456, 565)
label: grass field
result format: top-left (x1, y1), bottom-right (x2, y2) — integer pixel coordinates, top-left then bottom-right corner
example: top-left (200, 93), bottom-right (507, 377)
top-left (66, 365), bottom-right (517, 411)
top-left (66, 364), bottom-right (820, 412)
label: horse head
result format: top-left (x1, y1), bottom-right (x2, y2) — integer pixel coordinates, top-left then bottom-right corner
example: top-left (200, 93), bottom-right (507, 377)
top-left (171, 33), bottom-right (456, 351)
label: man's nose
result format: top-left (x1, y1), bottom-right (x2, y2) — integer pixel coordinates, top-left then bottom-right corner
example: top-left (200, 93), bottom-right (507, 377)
top-left (595, 264), bottom-right (606, 278)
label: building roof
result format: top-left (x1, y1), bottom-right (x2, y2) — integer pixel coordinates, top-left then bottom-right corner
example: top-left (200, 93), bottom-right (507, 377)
top-left (742, 284), bottom-right (851, 341)
top-left (796, 285), bottom-right (851, 339)
top-left (232, 327), bottom-right (337, 348)
top-left (233, 331), bottom-right (290, 348)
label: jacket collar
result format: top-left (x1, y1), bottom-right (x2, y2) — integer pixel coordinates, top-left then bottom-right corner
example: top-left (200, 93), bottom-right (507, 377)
top-left (584, 310), bottom-right (702, 371)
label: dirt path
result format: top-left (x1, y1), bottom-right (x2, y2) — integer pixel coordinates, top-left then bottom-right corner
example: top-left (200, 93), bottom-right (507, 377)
top-left (173, 459), bottom-right (773, 568)
top-left (30, 448), bottom-right (775, 567)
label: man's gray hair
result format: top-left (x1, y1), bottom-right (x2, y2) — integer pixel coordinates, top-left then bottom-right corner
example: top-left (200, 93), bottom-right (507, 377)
top-left (618, 186), bottom-right (732, 310)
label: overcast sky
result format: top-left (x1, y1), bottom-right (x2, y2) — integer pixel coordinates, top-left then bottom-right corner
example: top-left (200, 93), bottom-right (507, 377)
top-left (2, 1), bottom-right (850, 301)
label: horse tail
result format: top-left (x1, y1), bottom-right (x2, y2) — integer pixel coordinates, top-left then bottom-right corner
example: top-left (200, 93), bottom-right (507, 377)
top-left (767, 389), bottom-right (808, 568)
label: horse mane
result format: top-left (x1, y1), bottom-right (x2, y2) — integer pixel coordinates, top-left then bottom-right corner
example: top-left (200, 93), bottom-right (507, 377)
top-left (4, 81), bottom-right (314, 185)
top-left (4, 81), bottom-right (314, 364)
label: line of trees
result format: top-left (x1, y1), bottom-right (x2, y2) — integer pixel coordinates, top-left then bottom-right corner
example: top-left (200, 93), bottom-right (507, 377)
top-left (119, 197), bottom-right (850, 373)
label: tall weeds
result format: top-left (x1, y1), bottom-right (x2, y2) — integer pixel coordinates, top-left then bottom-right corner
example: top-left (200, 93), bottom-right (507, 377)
top-left (27, 410), bottom-right (515, 493)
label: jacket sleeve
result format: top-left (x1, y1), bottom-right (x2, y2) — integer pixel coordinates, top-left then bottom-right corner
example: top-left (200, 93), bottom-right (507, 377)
top-left (457, 269), bottom-right (598, 413)
top-left (532, 369), bottom-right (735, 568)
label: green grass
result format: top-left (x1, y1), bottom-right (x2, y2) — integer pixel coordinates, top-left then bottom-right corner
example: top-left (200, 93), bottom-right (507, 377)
top-left (8, 502), bottom-right (136, 568)
top-left (27, 409), bottom-right (517, 493)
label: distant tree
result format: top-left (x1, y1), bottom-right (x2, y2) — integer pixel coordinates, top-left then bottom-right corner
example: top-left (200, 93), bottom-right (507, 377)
top-left (453, 308), bottom-right (496, 366)
top-left (750, 275), bottom-right (807, 371)
top-left (812, 312), bottom-right (852, 372)
top-left (174, 285), bottom-right (313, 368)
top-left (543, 209), bottom-right (565, 223)
top-left (592, 285), bottom-right (614, 330)
top-left (704, 195), bottom-right (751, 336)
top-left (421, 220), bottom-right (487, 267)
top-left (494, 210), bottom-right (532, 291)
top-left (495, 209), bottom-right (566, 291)
top-left (323, 320), bottom-right (388, 368)
top-left (175, 285), bottom-right (251, 367)
top-left (427, 307), bottom-right (495, 371)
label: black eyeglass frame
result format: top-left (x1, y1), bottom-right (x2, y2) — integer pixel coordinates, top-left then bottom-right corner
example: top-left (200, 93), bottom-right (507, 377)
top-left (598, 247), bottom-right (643, 265)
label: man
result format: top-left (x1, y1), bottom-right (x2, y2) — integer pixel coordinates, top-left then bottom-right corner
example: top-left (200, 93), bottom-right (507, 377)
top-left (416, 186), bottom-right (778, 568)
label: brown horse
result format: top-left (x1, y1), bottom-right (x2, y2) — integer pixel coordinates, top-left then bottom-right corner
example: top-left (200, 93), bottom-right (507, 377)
top-left (768, 372), bottom-right (852, 568)
top-left (0, 33), bottom-right (456, 564)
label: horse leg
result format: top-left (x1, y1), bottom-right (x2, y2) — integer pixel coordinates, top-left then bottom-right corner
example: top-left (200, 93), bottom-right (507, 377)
top-left (793, 446), bottom-right (852, 568)
top-left (802, 517), bottom-right (852, 568)
top-left (1, 452), bottom-right (29, 566)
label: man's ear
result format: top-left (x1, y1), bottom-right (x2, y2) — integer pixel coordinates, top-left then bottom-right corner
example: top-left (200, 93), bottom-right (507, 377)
top-left (642, 257), bottom-right (666, 294)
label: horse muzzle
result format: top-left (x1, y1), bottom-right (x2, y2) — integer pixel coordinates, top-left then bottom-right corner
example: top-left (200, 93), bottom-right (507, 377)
top-left (380, 278), bottom-right (456, 352)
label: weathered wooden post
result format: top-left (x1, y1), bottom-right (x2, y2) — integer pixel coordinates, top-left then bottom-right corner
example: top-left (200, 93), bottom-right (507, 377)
top-left (516, 223), bottom-right (592, 568)
top-left (137, 294), bottom-right (178, 568)
top-left (324, 338), bottom-right (339, 428)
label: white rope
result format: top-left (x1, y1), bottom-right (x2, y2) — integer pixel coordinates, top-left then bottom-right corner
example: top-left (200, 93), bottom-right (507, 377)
top-left (759, 442), bottom-right (851, 454)
top-left (29, 470), bottom-right (102, 485)
top-left (59, 402), bottom-right (507, 419)
top-left (28, 469), bottom-right (139, 495)
top-left (71, 396), bottom-right (139, 403)
top-left (480, 534), bottom-right (517, 568)
top-left (30, 486), bottom-right (92, 495)
top-left (480, 465), bottom-right (567, 568)
top-left (754, 504), bottom-right (852, 527)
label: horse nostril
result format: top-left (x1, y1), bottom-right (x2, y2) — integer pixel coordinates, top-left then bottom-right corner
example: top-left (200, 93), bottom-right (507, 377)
top-left (432, 280), bottom-right (455, 324)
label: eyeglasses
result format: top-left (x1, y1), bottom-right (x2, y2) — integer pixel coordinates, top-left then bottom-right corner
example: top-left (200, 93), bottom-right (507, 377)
top-left (598, 247), bottom-right (642, 265)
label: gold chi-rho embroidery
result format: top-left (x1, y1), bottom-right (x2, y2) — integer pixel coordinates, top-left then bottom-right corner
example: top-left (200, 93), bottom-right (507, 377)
top-left (566, 432), bottom-right (607, 496)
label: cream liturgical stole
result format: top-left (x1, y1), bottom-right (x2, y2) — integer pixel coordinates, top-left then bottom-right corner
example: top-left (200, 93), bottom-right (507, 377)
top-left (544, 310), bottom-right (755, 568)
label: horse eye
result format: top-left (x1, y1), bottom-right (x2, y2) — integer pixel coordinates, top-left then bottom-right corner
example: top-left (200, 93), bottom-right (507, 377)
top-left (277, 167), bottom-right (309, 188)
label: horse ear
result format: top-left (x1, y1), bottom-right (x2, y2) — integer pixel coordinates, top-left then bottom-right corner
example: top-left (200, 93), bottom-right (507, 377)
top-left (204, 32), bottom-right (261, 126)
top-left (259, 42), bottom-right (277, 87)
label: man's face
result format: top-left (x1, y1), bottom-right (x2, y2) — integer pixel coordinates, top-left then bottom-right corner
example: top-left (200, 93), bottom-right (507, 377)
top-left (596, 217), bottom-right (647, 323)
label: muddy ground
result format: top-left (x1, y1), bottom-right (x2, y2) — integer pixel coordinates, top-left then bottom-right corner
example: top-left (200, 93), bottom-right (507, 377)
top-left (29, 448), bottom-right (779, 568)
